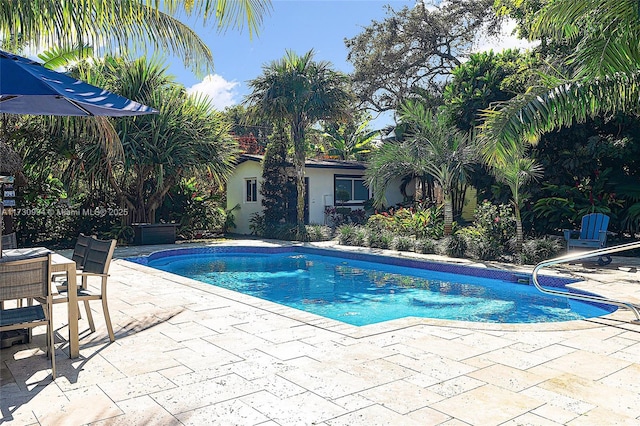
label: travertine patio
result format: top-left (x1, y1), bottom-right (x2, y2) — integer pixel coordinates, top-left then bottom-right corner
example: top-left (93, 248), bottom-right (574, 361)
top-left (1, 240), bottom-right (639, 425)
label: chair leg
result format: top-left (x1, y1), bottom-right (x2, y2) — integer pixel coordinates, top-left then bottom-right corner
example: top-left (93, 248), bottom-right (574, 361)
top-left (45, 304), bottom-right (56, 380)
top-left (49, 321), bottom-right (56, 380)
top-left (102, 298), bottom-right (115, 342)
top-left (84, 300), bottom-right (96, 332)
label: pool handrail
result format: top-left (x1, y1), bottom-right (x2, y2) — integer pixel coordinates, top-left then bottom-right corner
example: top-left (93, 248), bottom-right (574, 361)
top-left (532, 241), bottom-right (640, 322)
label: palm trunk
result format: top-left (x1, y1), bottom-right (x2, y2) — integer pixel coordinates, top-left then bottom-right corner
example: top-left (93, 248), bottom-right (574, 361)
top-left (443, 195), bottom-right (453, 236)
top-left (292, 122), bottom-right (307, 240)
top-left (514, 206), bottom-right (523, 255)
top-left (295, 153), bottom-right (305, 230)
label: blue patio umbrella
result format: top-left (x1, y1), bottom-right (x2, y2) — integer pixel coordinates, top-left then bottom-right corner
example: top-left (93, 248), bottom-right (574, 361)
top-left (0, 50), bottom-right (157, 116)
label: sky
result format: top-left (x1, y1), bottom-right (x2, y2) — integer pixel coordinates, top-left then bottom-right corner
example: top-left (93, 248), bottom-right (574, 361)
top-left (169, 1), bottom-right (536, 129)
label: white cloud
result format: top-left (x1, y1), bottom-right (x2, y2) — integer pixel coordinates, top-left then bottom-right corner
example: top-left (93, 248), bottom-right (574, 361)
top-left (472, 19), bottom-right (539, 54)
top-left (187, 74), bottom-right (240, 110)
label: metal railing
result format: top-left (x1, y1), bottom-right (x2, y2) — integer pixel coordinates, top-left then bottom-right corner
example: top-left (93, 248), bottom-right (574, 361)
top-left (531, 241), bottom-right (640, 322)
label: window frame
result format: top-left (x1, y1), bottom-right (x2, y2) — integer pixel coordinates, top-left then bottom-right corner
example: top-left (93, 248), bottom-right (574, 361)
top-left (245, 177), bottom-right (258, 203)
top-left (333, 175), bottom-right (369, 205)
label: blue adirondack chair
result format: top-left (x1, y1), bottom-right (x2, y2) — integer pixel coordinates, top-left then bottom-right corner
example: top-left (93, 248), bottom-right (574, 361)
top-left (563, 213), bottom-right (612, 265)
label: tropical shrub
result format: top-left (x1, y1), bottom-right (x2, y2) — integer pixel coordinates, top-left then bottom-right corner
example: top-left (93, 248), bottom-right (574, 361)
top-left (306, 224), bottom-right (332, 242)
top-left (415, 238), bottom-right (437, 254)
top-left (368, 230), bottom-right (394, 249)
top-left (365, 205), bottom-right (445, 239)
top-left (250, 213), bottom-right (297, 240)
top-left (15, 176), bottom-right (76, 245)
top-left (410, 205), bottom-right (445, 239)
top-left (533, 170), bottom-right (623, 232)
top-left (14, 174), bottom-right (120, 247)
top-left (157, 177), bottom-right (226, 239)
top-left (474, 201), bottom-right (516, 244)
top-left (249, 212), bottom-right (266, 236)
top-left (106, 224), bottom-right (134, 244)
top-left (458, 226), bottom-right (499, 261)
top-left (439, 234), bottom-right (467, 258)
top-left (366, 212), bottom-right (396, 233)
top-left (353, 227), bottom-right (368, 247)
top-left (520, 237), bottom-right (563, 265)
top-left (393, 235), bottom-right (415, 251)
top-left (390, 208), bottom-right (414, 235)
top-left (268, 223), bottom-right (298, 240)
top-left (337, 224), bottom-right (357, 245)
top-left (325, 206), bottom-right (367, 227)
top-left (459, 201), bottom-right (516, 260)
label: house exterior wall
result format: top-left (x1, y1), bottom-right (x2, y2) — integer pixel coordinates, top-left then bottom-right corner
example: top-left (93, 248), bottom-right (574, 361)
top-left (385, 176), bottom-right (408, 207)
top-left (305, 167), bottom-right (366, 225)
top-left (227, 159), bottom-right (410, 235)
top-left (226, 160), bottom-right (263, 235)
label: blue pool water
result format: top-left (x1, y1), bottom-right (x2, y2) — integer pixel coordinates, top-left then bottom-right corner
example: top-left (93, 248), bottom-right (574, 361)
top-left (129, 247), bottom-right (616, 326)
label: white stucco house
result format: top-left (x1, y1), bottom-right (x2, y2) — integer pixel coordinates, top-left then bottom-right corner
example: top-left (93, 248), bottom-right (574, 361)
top-left (226, 154), bottom-right (406, 235)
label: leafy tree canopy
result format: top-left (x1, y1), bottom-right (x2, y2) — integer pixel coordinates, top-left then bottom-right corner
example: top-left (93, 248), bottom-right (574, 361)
top-left (480, 0), bottom-right (640, 150)
top-left (75, 56), bottom-right (238, 224)
top-left (442, 49), bottom-right (538, 131)
top-left (345, 0), bottom-right (499, 113)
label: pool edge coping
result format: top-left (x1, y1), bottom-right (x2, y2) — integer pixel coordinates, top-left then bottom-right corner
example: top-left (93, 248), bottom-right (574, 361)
top-left (115, 242), bottom-right (632, 335)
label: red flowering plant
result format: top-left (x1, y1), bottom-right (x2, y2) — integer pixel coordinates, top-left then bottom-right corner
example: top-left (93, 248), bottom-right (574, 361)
top-left (365, 204), bottom-right (444, 239)
top-left (325, 206), bottom-right (367, 226)
top-left (457, 201), bottom-right (516, 260)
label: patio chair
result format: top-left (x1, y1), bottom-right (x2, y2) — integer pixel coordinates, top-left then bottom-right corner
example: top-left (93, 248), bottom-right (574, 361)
top-left (0, 233), bottom-right (16, 309)
top-left (1, 232), bottom-right (18, 249)
top-left (0, 254), bottom-right (56, 379)
top-left (43, 238), bottom-right (117, 342)
top-left (52, 233), bottom-right (93, 285)
top-left (1, 233), bottom-right (21, 309)
top-left (563, 213), bottom-right (612, 265)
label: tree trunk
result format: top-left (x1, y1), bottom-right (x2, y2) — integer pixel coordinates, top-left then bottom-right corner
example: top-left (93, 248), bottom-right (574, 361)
top-left (292, 122), bottom-right (307, 239)
top-left (443, 195), bottom-right (453, 236)
top-left (514, 207), bottom-right (523, 255)
top-left (453, 182), bottom-right (467, 219)
top-left (146, 173), bottom-right (179, 224)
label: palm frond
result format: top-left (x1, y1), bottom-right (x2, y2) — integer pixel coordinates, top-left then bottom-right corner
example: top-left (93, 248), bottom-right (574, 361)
top-left (480, 71), bottom-right (640, 162)
top-left (37, 44), bottom-right (93, 69)
top-left (531, 0), bottom-right (640, 78)
top-left (532, 0), bottom-right (640, 41)
top-left (0, 0), bottom-right (271, 73)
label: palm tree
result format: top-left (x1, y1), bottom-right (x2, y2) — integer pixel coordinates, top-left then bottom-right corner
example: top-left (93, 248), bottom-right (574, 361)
top-left (76, 57), bottom-right (238, 224)
top-left (0, 0), bottom-right (271, 72)
top-left (245, 49), bottom-right (353, 236)
top-left (480, 0), bottom-right (640, 149)
top-left (488, 142), bottom-right (543, 254)
top-left (366, 100), bottom-right (477, 235)
top-left (321, 117), bottom-right (378, 161)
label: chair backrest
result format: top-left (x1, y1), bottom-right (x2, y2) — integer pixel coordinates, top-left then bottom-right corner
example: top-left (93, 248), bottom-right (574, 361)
top-left (1, 232), bottom-right (18, 249)
top-left (0, 254), bottom-right (51, 301)
top-left (72, 233), bottom-right (93, 268)
top-left (580, 213), bottom-right (610, 240)
top-left (83, 238), bottom-right (117, 274)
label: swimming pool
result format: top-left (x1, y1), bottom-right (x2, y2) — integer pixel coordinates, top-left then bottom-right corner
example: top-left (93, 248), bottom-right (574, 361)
top-left (128, 246), bottom-right (616, 325)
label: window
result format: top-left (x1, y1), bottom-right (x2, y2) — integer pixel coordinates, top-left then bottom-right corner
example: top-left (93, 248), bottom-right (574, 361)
top-left (334, 176), bottom-right (369, 204)
top-left (245, 178), bottom-right (257, 202)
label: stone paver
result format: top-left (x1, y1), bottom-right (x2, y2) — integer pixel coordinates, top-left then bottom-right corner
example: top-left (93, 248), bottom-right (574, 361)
top-left (1, 239), bottom-right (639, 425)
